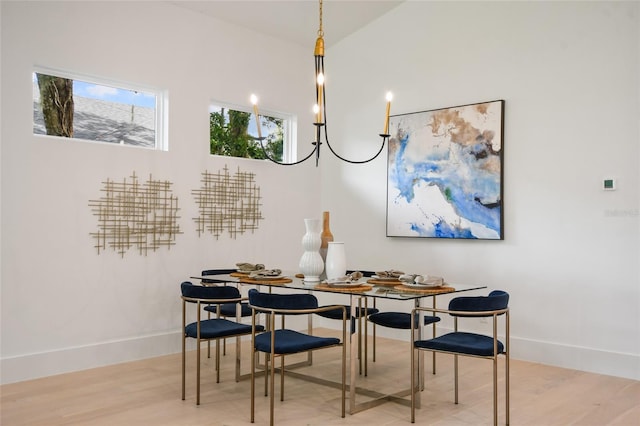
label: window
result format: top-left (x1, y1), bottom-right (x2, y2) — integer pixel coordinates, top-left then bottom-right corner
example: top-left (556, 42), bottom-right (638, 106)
top-left (209, 101), bottom-right (295, 162)
top-left (33, 67), bottom-right (166, 150)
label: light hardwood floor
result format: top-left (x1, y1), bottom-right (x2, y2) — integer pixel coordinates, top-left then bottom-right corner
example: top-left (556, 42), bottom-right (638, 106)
top-left (2, 331), bottom-right (639, 426)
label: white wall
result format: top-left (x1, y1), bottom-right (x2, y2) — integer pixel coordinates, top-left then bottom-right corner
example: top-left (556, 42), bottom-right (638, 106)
top-left (0, 1), bottom-right (321, 384)
top-left (1, 0), bottom-right (638, 385)
top-left (320, 1), bottom-right (639, 380)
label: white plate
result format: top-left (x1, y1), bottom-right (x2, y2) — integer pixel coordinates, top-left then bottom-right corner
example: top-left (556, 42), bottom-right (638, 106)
top-left (401, 282), bottom-right (444, 288)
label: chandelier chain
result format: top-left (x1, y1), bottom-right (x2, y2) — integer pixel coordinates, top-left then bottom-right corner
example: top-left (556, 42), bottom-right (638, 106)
top-left (317, 0), bottom-right (324, 38)
top-left (254, 0), bottom-right (390, 166)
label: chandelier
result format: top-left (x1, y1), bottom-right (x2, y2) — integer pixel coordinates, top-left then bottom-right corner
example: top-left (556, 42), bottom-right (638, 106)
top-left (251, 0), bottom-right (392, 166)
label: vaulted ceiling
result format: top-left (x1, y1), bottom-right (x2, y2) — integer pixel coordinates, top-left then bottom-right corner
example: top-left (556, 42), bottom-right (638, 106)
top-left (170, 1), bottom-right (404, 48)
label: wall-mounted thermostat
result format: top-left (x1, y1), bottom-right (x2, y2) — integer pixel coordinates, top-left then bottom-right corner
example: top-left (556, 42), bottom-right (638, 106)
top-left (603, 178), bottom-right (616, 191)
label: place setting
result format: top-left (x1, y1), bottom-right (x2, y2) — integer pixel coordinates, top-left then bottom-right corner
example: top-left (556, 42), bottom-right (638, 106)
top-left (235, 262), bottom-right (292, 284)
top-left (316, 271), bottom-right (373, 292)
top-left (231, 262), bottom-right (265, 277)
top-left (393, 274), bottom-right (455, 294)
top-left (367, 269), bottom-right (405, 286)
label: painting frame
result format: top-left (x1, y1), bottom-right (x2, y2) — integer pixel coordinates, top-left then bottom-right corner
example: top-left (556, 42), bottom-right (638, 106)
top-left (386, 100), bottom-right (504, 240)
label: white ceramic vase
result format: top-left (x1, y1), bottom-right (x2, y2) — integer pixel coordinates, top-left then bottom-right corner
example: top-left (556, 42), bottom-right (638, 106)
top-left (325, 241), bottom-right (347, 280)
top-left (298, 218), bottom-right (324, 282)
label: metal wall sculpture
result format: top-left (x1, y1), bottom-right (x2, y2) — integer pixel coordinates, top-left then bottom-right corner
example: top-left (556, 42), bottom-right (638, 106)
top-left (192, 166), bottom-right (264, 239)
top-left (89, 172), bottom-right (181, 256)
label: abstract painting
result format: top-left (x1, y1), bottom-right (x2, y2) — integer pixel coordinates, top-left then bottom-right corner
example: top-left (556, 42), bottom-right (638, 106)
top-left (387, 100), bottom-right (504, 239)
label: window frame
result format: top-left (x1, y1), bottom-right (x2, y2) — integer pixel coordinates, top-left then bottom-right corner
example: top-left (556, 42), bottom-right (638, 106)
top-left (208, 99), bottom-right (297, 162)
top-left (32, 66), bottom-right (168, 151)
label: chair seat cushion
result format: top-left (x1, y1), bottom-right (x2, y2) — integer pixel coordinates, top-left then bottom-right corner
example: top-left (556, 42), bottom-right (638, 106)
top-left (254, 329), bottom-right (340, 355)
top-left (368, 312), bottom-right (440, 329)
top-left (316, 305), bottom-right (379, 319)
top-left (185, 318), bottom-right (263, 339)
top-left (204, 302), bottom-right (252, 317)
top-left (415, 332), bottom-right (504, 357)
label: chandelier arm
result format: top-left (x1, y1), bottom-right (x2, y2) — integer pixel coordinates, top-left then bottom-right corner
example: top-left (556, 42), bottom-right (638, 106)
top-left (316, 53), bottom-right (387, 164)
top-left (322, 125), bottom-right (388, 164)
top-left (256, 137), bottom-right (319, 166)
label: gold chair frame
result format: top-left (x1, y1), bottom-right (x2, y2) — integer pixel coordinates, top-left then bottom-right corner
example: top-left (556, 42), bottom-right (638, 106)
top-left (410, 305), bottom-right (510, 425)
top-left (181, 292), bottom-right (249, 405)
top-left (249, 302), bottom-right (347, 426)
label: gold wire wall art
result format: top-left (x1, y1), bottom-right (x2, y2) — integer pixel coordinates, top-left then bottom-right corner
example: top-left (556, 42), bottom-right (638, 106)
top-left (192, 166), bottom-right (264, 239)
top-left (89, 172), bottom-right (182, 257)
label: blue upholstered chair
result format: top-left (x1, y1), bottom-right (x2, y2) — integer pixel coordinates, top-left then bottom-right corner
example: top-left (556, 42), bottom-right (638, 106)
top-left (368, 310), bottom-right (441, 377)
top-left (410, 290), bottom-right (510, 425)
top-left (315, 270), bottom-right (378, 375)
top-left (181, 281), bottom-right (264, 405)
top-left (201, 268), bottom-right (252, 317)
top-left (199, 268), bottom-right (237, 284)
top-left (369, 311), bottom-right (440, 330)
top-left (201, 269), bottom-right (253, 357)
top-left (248, 289), bottom-right (346, 425)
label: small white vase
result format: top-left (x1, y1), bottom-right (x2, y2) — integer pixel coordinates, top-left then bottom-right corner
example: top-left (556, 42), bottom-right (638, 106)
top-left (325, 242), bottom-right (347, 280)
top-left (298, 218), bottom-right (324, 282)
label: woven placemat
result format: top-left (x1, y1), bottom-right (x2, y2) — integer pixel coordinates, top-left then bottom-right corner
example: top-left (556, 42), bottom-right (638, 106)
top-left (230, 271), bottom-right (250, 277)
top-left (367, 278), bottom-right (402, 287)
top-left (314, 283), bottom-right (373, 293)
top-left (393, 285), bottom-right (455, 294)
top-left (239, 277), bottom-right (292, 285)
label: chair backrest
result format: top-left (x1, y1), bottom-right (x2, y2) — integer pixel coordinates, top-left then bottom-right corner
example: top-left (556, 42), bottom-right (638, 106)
top-left (181, 281), bottom-right (241, 301)
top-left (448, 290), bottom-right (509, 316)
top-left (201, 268), bottom-right (237, 275)
top-left (248, 289), bottom-right (318, 312)
top-left (201, 269), bottom-right (236, 284)
top-left (347, 269), bottom-right (375, 277)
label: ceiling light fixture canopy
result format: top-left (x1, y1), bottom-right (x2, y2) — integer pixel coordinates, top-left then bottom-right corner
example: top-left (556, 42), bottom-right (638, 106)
top-left (251, 0), bottom-right (391, 166)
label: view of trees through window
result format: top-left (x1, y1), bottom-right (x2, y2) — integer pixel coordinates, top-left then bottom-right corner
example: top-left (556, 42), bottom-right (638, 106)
top-left (209, 104), bottom-right (285, 162)
top-left (33, 68), bottom-right (286, 159)
top-left (33, 70), bottom-right (162, 149)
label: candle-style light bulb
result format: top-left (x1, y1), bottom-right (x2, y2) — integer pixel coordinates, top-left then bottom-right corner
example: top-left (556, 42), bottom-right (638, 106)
top-left (316, 73), bottom-right (324, 123)
top-left (250, 94), bottom-right (262, 139)
top-left (383, 91), bottom-right (393, 135)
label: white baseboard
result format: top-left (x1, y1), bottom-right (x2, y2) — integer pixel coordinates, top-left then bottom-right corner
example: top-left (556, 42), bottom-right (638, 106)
top-left (1, 331), bottom-right (183, 385)
top-left (509, 336), bottom-right (640, 381)
top-left (372, 325), bottom-right (640, 381)
top-left (3, 327), bottom-right (638, 385)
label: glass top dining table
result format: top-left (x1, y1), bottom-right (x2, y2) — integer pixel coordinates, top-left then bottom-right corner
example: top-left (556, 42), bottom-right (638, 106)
top-left (190, 272), bottom-right (486, 301)
top-left (189, 271), bottom-right (487, 414)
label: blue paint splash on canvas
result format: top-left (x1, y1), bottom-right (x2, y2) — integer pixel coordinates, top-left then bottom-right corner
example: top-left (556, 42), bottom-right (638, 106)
top-left (387, 101), bottom-right (503, 239)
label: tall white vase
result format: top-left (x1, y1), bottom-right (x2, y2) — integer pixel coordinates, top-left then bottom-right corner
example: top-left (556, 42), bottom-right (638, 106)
top-left (298, 218), bottom-right (324, 283)
top-left (325, 242), bottom-right (347, 280)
